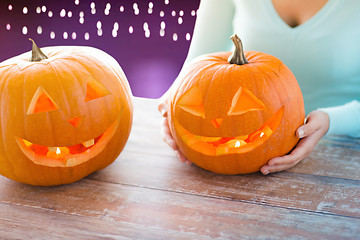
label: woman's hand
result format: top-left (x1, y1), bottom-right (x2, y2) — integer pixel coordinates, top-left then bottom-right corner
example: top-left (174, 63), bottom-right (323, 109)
top-left (158, 96), bottom-right (192, 165)
top-left (260, 110), bottom-right (330, 175)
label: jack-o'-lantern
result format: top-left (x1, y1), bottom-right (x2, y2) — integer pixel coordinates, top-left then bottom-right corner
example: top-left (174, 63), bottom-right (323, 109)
top-left (168, 35), bottom-right (305, 174)
top-left (0, 40), bottom-right (133, 186)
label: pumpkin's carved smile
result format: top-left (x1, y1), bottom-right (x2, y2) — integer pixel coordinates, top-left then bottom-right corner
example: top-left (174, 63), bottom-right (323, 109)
top-left (174, 107), bottom-right (284, 156)
top-left (16, 119), bottom-right (119, 167)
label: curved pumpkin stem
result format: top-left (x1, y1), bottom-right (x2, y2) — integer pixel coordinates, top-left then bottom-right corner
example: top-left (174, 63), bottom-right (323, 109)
top-left (29, 38), bottom-right (48, 62)
top-left (228, 34), bottom-right (248, 65)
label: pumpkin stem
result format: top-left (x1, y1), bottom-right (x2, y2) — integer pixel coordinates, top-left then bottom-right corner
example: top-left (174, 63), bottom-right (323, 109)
top-left (29, 38), bottom-right (48, 62)
top-left (228, 34), bottom-right (248, 65)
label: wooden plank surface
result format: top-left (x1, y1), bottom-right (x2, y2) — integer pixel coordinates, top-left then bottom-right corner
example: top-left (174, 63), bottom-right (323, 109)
top-left (0, 97), bottom-right (359, 239)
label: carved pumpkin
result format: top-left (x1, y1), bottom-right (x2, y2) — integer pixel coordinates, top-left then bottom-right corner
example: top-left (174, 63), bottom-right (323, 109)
top-left (168, 35), bottom-right (305, 174)
top-left (0, 40), bottom-right (133, 186)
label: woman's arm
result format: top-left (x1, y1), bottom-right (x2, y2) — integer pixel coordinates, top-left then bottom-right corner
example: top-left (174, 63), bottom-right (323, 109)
top-left (159, 0), bottom-right (236, 106)
top-left (184, 0), bottom-right (235, 63)
top-left (320, 100), bottom-right (360, 138)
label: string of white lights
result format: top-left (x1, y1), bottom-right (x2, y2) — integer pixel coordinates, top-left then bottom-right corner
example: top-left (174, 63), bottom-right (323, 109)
top-left (5, 0), bottom-right (198, 41)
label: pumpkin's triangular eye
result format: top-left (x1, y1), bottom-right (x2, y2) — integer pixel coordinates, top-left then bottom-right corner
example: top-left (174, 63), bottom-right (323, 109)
top-left (227, 87), bottom-right (266, 115)
top-left (84, 79), bottom-right (110, 102)
top-left (177, 86), bottom-right (205, 118)
top-left (27, 87), bottom-right (58, 114)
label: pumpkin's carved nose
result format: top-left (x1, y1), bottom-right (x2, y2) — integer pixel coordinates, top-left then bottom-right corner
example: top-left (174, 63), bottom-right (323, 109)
top-left (68, 116), bottom-right (83, 128)
top-left (211, 118), bottom-right (223, 129)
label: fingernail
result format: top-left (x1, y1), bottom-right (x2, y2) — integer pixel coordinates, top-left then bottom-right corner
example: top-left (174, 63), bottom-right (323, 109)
top-left (262, 169), bottom-right (270, 175)
top-left (298, 129), bottom-right (305, 138)
top-left (160, 109), bottom-right (167, 117)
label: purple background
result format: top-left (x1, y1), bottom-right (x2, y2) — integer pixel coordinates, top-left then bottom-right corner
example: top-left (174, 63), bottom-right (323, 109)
top-left (0, 0), bottom-right (200, 98)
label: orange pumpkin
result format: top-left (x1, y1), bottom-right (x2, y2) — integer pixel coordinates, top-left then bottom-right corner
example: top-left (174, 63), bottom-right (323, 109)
top-left (168, 35), bottom-right (305, 174)
top-left (0, 40), bottom-right (133, 186)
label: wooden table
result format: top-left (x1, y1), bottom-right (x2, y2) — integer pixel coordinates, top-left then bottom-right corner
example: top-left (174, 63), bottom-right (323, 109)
top-left (1, 97), bottom-right (359, 240)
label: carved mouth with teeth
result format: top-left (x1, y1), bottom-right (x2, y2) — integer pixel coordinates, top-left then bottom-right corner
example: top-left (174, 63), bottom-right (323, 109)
top-left (174, 107), bottom-right (284, 156)
top-left (16, 119), bottom-right (119, 167)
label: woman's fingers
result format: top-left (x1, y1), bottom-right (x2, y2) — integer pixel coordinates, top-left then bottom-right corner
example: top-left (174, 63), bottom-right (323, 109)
top-left (158, 102), bottom-right (168, 117)
top-left (161, 117), bottom-right (178, 150)
top-left (261, 110), bottom-right (330, 175)
top-left (160, 115), bottom-right (192, 165)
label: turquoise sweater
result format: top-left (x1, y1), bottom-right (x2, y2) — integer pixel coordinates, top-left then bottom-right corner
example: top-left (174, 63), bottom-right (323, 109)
top-left (182, 0), bottom-right (360, 138)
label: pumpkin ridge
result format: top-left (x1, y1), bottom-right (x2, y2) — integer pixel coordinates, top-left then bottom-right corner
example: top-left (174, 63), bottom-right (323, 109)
top-left (46, 62), bottom-right (74, 143)
top-left (71, 58), bottom-right (114, 136)
top-left (204, 64), bottom-right (229, 115)
top-left (0, 69), bottom-right (20, 180)
top-left (174, 61), bottom-right (219, 104)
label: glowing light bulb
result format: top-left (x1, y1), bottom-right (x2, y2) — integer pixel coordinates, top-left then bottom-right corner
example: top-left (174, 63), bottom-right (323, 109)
top-left (37, 26), bottom-right (42, 34)
top-left (60, 9), bottom-right (66, 17)
top-left (143, 22), bottom-right (149, 31)
top-left (112, 29), bottom-right (118, 37)
top-left (113, 22), bottom-right (119, 31)
top-left (56, 147), bottom-right (61, 155)
top-left (84, 32), bottom-right (90, 40)
top-left (97, 21), bottom-right (102, 29)
top-left (178, 17), bottom-right (183, 24)
top-left (22, 26), bottom-right (28, 35)
top-left (160, 21), bottom-right (165, 29)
